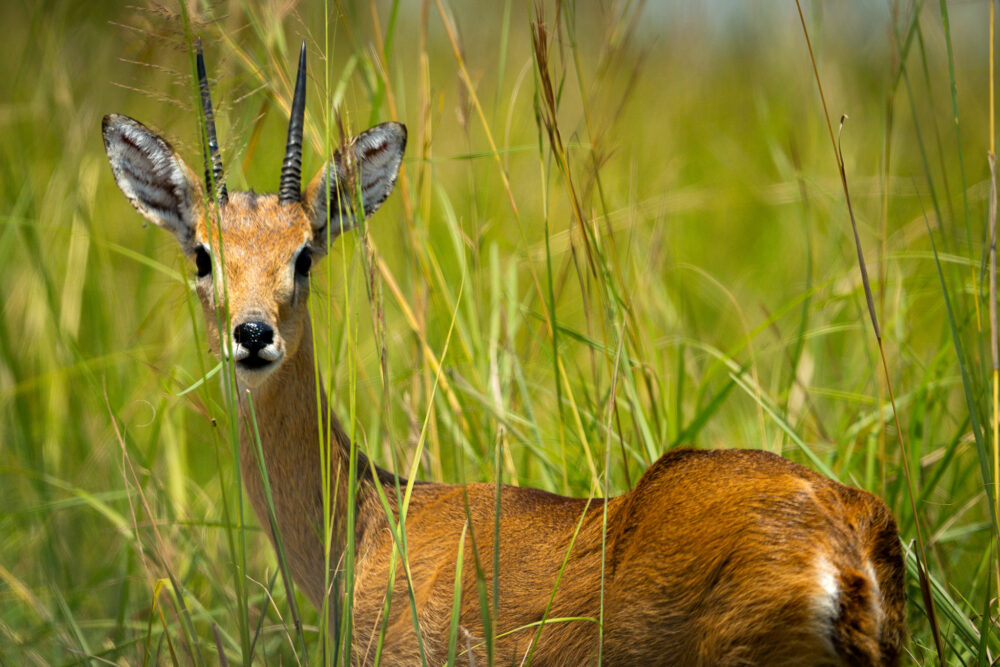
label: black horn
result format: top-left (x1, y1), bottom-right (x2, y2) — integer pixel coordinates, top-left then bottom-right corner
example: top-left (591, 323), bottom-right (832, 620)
top-left (196, 38), bottom-right (227, 205)
top-left (279, 41), bottom-right (307, 204)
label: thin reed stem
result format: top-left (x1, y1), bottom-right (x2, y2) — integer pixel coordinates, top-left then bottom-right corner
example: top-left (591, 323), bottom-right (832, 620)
top-left (795, 0), bottom-right (943, 659)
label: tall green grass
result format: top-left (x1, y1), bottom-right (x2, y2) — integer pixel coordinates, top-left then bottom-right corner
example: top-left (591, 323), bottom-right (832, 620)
top-left (1, 0), bottom-right (998, 663)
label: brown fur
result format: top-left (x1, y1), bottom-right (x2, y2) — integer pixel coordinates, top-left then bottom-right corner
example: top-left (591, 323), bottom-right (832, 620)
top-left (104, 115), bottom-right (906, 666)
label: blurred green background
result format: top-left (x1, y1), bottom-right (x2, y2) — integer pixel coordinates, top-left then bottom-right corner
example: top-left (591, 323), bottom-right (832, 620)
top-left (1, 0), bottom-right (997, 663)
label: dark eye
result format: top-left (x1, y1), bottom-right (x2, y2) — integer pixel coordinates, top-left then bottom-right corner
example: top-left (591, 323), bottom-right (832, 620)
top-left (295, 248), bottom-right (312, 278)
top-left (195, 247), bottom-right (212, 278)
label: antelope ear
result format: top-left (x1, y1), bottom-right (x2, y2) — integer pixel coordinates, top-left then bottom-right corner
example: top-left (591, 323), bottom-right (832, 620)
top-left (102, 114), bottom-right (204, 249)
top-left (305, 122), bottom-right (406, 245)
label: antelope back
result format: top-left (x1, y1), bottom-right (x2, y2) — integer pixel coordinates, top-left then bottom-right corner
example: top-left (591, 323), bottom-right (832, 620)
top-left (101, 43), bottom-right (406, 387)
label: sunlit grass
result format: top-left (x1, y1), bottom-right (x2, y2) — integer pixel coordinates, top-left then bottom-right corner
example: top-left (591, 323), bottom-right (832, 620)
top-left (1, 1), bottom-right (998, 664)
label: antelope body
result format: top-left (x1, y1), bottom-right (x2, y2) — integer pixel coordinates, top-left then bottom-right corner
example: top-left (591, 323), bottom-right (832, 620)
top-left (103, 43), bottom-right (906, 666)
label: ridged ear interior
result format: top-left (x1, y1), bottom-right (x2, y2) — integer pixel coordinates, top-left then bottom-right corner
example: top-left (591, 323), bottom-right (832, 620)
top-left (102, 113), bottom-right (202, 248)
top-left (305, 121), bottom-right (407, 243)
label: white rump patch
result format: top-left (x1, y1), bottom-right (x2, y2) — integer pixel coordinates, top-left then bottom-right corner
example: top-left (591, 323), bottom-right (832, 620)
top-left (864, 559), bottom-right (883, 630)
top-left (814, 555), bottom-right (840, 625)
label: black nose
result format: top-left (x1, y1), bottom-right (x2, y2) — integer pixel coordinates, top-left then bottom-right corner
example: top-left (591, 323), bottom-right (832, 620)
top-left (233, 321), bottom-right (274, 355)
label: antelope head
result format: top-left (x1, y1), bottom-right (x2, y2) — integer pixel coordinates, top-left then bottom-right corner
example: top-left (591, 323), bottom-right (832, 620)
top-left (102, 41), bottom-right (406, 389)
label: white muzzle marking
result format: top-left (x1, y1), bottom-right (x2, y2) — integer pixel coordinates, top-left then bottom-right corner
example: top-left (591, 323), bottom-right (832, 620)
top-left (258, 344), bottom-right (281, 361)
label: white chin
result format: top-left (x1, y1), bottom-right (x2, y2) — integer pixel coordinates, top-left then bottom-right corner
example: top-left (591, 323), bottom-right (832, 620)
top-left (234, 361), bottom-right (281, 389)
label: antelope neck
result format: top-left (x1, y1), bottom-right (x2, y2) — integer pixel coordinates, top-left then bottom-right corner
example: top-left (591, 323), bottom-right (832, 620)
top-left (234, 316), bottom-right (388, 576)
